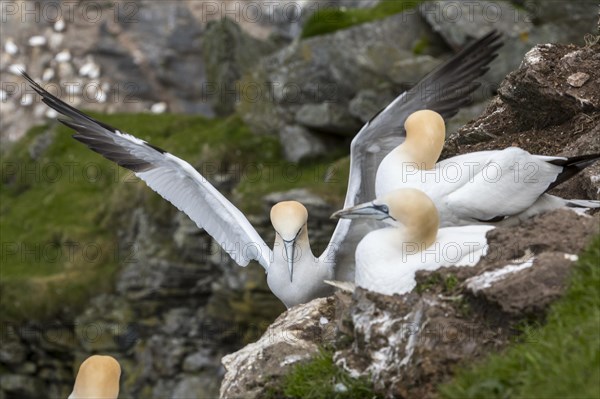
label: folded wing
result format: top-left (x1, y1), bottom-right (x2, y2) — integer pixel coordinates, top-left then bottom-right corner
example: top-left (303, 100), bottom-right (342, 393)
top-left (324, 30), bottom-right (503, 277)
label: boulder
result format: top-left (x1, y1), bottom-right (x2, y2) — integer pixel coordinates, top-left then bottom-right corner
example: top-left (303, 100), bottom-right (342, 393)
top-left (219, 297), bottom-right (336, 398)
top-left (237, 9), bottom-right (443, 159)
top-left (202, 18), bottom-right (281, 116)
top-left (444, 43), bottom-right (600, 201)
top-left (278, 125), bottom-right (329, 162)
top-left (295, 102), bottom-right (361, 135)
top-left (0, 374), bottom-right (44, 399)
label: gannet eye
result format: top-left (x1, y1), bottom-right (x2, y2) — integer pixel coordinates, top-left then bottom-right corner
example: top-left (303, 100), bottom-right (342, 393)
top-left (379, 205), bottom-right (389, 214)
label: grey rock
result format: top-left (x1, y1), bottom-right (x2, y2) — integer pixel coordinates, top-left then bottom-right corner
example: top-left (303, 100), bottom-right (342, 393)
top-left (37, 366), bottom-right (72, 382)
top-left (446, 43), bottom-right (600, 150)
top-left (421, 1), bottom-right (597, 102)
top-left (152, 379), bottom-right (176, 399)
top-left (220, 297), bottom-right (336, 399)
top-left (0, 374), bottom-right (44, 399)
top-left (15, 362), bottom-right (37, 375)
top-left (202, 18), bottom-right (281, 116)
top-left (279, 124), bottom-right (328, 162)
top-left (117, 258), bottom-right (213, 301)
top-left (37, 325), bottom-right (78, 353)
top-left (162, 307), bottom-right (195, 336)
top-left (183, 348), bottom-right (214, 372)
top-left (466, 251), bottom-right (577, 315)
top-left (0, 340), bottom-right (26, 366)
top-left (239, 10), bottom-right (440, 137)
top-left (420, 0), bottom-right (533, 98)
top-left (295, 102), bottom-right (361, 135)
top-left (147, 335), bottom-right (188, 377)
top-left (524, 0), bottom-right (598, 44)
top-left (349, 89), bottom-right (394, 123)
top-left (498, 44), bottom-right (600, 125)
top-left (173, 375), bottom-right (219, 399)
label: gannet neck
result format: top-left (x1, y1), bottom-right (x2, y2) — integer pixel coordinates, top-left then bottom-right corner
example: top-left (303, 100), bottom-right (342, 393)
top-left (273, 224), bottom-right (315, 264)
top-left (69, 355), bottom-right (120, 399)
top-left (269, 222), bottom-right (329, 308)
top-left (397, 109), bottom-right (445, 169)
top-left (270, 201), bottom-right (312, 282)
top-left (385, 188), bottom-right (439, 250)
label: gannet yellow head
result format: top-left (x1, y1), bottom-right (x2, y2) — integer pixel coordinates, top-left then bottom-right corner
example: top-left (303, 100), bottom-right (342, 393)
top-left (68, 355), bottom-right (121, 399)
top-left (270, 201), bottom-right (309, 282)
top-left (403, 110), bottom-right (446, 169)
top-left (331, 188), bottom-right (439, 247)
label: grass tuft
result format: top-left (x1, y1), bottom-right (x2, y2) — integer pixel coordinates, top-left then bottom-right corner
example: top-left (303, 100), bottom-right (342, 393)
top-left (268, 348), bottom-right (380, 399)
top-left (439, 235), bottom-right (600, 398)
top-left (302, 1), bottom-right (423, 39)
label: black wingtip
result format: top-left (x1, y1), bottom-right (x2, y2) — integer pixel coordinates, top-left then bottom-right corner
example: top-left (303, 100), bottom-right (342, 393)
top-left (547, 153), bottom-right (600, 191)
top-left (22, 70), bottom-right (168, 162)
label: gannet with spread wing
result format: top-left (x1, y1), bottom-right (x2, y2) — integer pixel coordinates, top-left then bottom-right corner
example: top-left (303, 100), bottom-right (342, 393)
top-left (22, 30), bottom-right (502, 307)
top-left (333, 189), bottom-right (494, 296)
top-left (68, 355), bottom-right (121, 399)
top-left (375, 110), bottom-right (600, 226)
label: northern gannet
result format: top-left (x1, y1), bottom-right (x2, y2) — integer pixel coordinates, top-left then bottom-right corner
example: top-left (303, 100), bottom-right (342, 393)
top-left (23, 72), bottom-right (329, 309)
top-left (333, 188), bottom-right (494, 296)
top-left (21, 30), bottom-right (502, 307)
top-left (375, 110), bottom-right (600, 226)
top-left (68, 355), bottom-right (121, 399)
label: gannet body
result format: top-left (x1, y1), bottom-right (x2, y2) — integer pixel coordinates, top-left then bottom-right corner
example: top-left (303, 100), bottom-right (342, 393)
top-left (375, 110), bottom-right (600, 227)
top-left (333, 189), bottom-right (494, 296)
top-left (267, 201), bottom-right (334, 308)
top-left (68, 355), bottom-right (120, 399)
top-left (23, 30), bottom-right (503, 306)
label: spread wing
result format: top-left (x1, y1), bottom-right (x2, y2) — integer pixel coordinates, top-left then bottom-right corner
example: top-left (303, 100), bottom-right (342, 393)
top-left (323, 30), bottom-right (503, 277)
top-left (23, 72), bottom-right (272, 270)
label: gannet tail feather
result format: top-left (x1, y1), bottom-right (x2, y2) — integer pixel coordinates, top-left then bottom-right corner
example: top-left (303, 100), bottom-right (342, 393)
top-left (324, 280), bottom-right (356, 293)
top-left (547, 153), bottom-right (600, 190)
top-left (565, 199), bottom-right (600, 208)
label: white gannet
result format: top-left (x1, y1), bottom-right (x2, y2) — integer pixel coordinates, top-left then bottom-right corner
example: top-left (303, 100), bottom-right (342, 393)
top-left (333, 188), bottom-right (494, 296)
top-left (68, 355), bottom-right (121, 399)
top-left (23, 72), bottom-right (327, 309)
top-left (375, 110), bottom-right (600, 227)
top-left (21, 30), bottom-right (502, 306)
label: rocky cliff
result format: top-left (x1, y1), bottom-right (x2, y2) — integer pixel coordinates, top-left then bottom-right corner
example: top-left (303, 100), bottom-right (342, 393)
top-left (1, 1), bottom-right (599, 398)
top-left (220, 42), bottom-right (600, 398)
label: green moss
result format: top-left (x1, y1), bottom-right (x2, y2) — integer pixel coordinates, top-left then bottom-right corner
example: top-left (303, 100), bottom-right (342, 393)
top-left (1, 112), bottom-right (349, 323)
top-left (439, 235), bottom-right (600, 399)
top-left (415, 272), bottom-right (460, 295)
top-left (268, 348), bottom-right (381, 399)
top-left (412, 36), bottom-right (430, 55)
top-left (302, 0), bottom-right (423, 39)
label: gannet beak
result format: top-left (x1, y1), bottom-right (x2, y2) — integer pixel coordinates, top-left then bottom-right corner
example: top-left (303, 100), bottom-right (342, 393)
top-left (331, 202), bottom-right (390, 220)
top-left (283, 239), bottom-right (295, 282)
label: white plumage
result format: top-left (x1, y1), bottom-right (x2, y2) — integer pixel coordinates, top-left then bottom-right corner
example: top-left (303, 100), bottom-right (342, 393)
top-left (376, 110), bottom-right (600, 226)
top-left (334, 189), bottom-right (493, 296)
top-left (21, 31), bottom-right (503, 307)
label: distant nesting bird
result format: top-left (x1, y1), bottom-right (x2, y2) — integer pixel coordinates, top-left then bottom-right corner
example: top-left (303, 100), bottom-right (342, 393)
top-left (375, 110), bottom-right (600, 226)
top-left (68, 355), bottom-right (120, 399)
top-left (21, 30), bottom-right (502, 307)
top-left (333, 189), bottom-right (493, 296)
